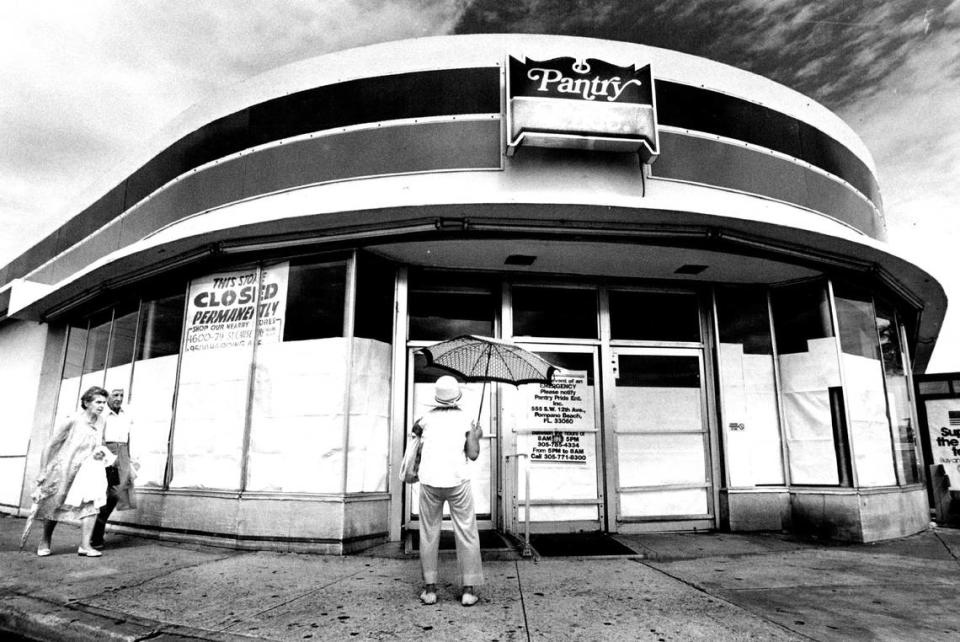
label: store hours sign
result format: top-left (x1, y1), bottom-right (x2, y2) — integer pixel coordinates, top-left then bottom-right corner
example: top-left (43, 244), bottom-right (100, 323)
top-left (525, 371), bottom-right (591, 464)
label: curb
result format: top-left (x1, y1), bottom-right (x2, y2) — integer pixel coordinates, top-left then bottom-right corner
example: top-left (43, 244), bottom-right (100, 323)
top-left (0, 594), bottom-right (259, 642)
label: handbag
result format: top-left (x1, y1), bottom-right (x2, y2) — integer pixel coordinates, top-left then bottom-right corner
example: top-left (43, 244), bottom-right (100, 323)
top-left (399, 434), bottom-right (422, 484)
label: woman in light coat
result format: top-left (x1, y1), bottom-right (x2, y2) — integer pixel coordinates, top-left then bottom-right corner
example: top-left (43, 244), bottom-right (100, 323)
top-left (34, 386), bottom-right (110, 557)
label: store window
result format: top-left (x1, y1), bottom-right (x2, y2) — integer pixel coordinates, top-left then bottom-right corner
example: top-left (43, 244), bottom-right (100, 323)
top-left (918, 380), bottom-right (950, 395)
top-left (78, 310), bottom-right (111, 394)
top-left (354, 252), bottom-right (395, 343)
top-left (771, 280), bottom-right (851, 485)
top-left (876, 298), bottom-right (921, 484)
top-left (610, 290), bottom-right (700, 342)
top-left (246, 259), bottom-right (352, 493)
top-left (131, 288), bottom-right (185, 486)
top-left (52, 287), bottom-right (185, 487)
top-left (513, 285), bottom-right (596, 339)
top-left (409, 272), bottom-right (495, 340)
top-left (170, 265), bottom-right (264, 489)
top-left (55, 320), bottom-right (89, 421)
top-left (104, 301), bottom-right (139, 393)
top-left (833, 282), bottom-right (896, 486)
top-left (715, 286), bottom-right (783, 486)
top-left (283, 261), bottom-right (345, 341)
top-left (346, 253), bottom-right (395, 492)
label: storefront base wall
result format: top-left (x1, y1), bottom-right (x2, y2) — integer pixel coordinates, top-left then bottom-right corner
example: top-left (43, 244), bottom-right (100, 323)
top-left (721, 490), bottom-right (792, 532)
top-left (789, 488), bottom-right (929, 543)
top-left (721, 488), bottom-right (928, 543)
top-left (858, 487), bottom-right (928, 542)
top-left (107, 489), bottom-right (389, 554)
top-left (342, 495), bottom-right (390, 554)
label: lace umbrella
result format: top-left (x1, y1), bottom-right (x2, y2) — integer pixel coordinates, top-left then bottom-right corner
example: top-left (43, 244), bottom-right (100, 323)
top-left (417, 335), bottom-right (558, 421)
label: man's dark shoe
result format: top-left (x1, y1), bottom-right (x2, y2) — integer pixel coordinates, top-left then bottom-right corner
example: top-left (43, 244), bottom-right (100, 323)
top-left (90, 542), bottom-right (104, 551)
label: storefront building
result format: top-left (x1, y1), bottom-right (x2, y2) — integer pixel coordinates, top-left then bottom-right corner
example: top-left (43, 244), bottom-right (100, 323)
top-left (0, 35), bottom-right (945, 552)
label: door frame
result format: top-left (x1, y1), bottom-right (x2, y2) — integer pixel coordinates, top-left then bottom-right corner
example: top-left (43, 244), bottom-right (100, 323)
top-left (502, 342), bottom-right (607, 535)
top-left (604, 345), bottom-right (719, 532)
top-left (402, 344), bottom-right (499, 533)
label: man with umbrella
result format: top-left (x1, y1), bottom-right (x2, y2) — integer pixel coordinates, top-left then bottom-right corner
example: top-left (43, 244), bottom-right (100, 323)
top-left (412, 375), bottom-right (484, 607)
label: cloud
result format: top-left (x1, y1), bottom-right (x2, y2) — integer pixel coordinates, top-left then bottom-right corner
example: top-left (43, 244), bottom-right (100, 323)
top-left (0, 0), bottom-right (469, 265)
top-left (2, 0), bottom-right (959, 369)
top-left (453, 0), bottom-right (955, 110)
top-left (840, 25), bottom-right (960, 371)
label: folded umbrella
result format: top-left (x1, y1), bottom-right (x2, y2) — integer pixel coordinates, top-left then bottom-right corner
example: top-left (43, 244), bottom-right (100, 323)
top-left (18, 492), bottom-right (41, 551)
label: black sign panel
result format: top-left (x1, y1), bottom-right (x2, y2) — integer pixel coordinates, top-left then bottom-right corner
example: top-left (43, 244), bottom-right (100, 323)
top-left (509, 57), bottom-right (653, 105)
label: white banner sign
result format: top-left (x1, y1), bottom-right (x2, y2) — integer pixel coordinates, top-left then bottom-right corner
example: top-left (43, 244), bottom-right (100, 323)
top-left (925, 399), bottom-right (960, 487)
top-left (184, 263), bottom-right (289, 352)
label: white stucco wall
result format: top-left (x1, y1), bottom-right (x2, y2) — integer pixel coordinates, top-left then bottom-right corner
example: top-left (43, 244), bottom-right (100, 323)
top-left (0, 320), bottom-right (48, 507)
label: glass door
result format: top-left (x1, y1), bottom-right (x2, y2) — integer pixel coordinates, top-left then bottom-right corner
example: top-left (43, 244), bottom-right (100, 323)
top-left (502, 346), bottom-right (604, 535)
top-left (610, 347), bottom-right (714, 529)
top-left (403, 347), bottom-right (497, 532)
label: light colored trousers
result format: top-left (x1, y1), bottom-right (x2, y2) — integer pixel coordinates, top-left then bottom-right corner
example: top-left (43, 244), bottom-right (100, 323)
top-left (418, 481), bottom-right (484, 586)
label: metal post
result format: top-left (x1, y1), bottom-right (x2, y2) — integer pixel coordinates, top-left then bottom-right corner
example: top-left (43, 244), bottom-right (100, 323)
top-left (518, 453), bottom-right (533, 557)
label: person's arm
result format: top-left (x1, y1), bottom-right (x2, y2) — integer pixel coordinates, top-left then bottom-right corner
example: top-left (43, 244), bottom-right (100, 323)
top-left (40, 418), bottom-right (72, 471)
top-left (464, 421), bottom-right (482, 461)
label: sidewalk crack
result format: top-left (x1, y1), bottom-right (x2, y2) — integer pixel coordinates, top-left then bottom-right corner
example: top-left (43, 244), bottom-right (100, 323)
top-left (514, 560), bottom-right (532, 642)
top-left (630, 558), bottom-right (820, 641)
top-left (214, 565), bottom-right (371, 633)
top-left (97, 551), bottom-right (244, 596)
top-left (934, 530), bottom-right (960, 562)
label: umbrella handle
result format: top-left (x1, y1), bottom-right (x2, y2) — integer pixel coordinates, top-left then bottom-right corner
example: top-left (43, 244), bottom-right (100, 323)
top-left (476, 379), bottom-right (487, 426)
top-left (475, 345), bottom-right (492, 427)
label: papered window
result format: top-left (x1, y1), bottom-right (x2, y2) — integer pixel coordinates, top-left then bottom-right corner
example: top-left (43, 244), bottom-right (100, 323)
top-left (130, 289), bottom-right (185, 486)
top-left (715, 286), bottom-right (783, 486)
top-left (245, 259), bottom-right (364, 494)
top-left (834, 283), bottom-right (895, 487)
top-left (771, 281), bottom-right (850, 486)
top-left (53, 288), bottom-right (184, 487)
top-left (876, 297), bottom-right (920, 485)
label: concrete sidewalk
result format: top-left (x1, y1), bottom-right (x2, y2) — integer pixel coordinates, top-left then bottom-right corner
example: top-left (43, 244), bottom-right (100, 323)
top-left (2, 513), bottom-right (960, 641)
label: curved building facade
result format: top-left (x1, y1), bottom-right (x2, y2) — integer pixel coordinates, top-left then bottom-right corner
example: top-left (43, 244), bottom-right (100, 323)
top-left (0, 35), bottom-right (945, 551)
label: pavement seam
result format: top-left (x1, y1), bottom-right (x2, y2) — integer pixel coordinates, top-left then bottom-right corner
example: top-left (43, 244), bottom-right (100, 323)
top-left (212, 564), bottom-right (372, 634)
top-left (513, 559), bottom-right (532, 642)
top-left (934, 530), bottom-right (960, 563)
top-left (17, 550), bottom-right (258, 640)
top-left (630, 558), bottom-right (820, 641)
top-left (82, 551), bottom-right (245, 597)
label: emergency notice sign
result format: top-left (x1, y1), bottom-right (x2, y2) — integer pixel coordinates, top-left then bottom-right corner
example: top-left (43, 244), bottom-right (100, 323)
top-left (525, 371), bottom-right (590, 464)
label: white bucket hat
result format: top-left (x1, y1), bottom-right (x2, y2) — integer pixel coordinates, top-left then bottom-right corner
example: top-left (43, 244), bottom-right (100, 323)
top-left (434, 375), bottom-right (462, 406)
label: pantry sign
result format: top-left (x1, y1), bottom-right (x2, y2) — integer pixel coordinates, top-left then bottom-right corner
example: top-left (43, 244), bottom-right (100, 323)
top-left (506, 55), bottom-right (659, 160)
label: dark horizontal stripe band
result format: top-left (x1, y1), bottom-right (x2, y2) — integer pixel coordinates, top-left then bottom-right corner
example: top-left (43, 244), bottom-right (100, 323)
top-left (0, 68), bottom-right (880, 289)
top-left (652, 131), bottom-right (882, 238)
top-left (28, 119), bottom-right (503, 286)
top-left (0, 67), bottom-right (501, 287)
top-left (655, 81), bottom-right (880, 205)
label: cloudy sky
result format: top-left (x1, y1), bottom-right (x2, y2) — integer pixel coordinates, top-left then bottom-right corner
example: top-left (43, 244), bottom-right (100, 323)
top-left (1, 0), bottom-right (958, 370)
